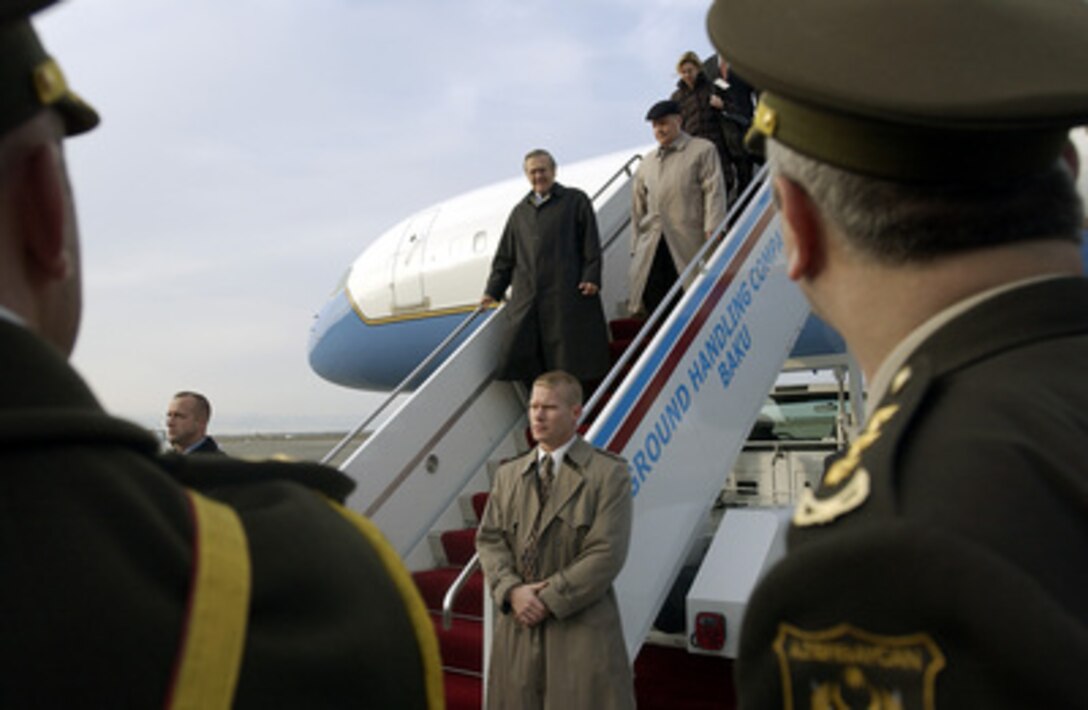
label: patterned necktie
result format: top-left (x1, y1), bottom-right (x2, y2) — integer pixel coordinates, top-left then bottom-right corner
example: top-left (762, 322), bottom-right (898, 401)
top-left (520, 455), bottom-right (554, 581)
top-left (538, 454), bottom-right (554, 505)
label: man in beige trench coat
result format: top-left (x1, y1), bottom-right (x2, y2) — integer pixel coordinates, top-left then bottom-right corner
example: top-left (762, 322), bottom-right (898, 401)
top-left (630, 99), bottom-right (727, 316)
top-left (476, 370), bottom-right (634, 709)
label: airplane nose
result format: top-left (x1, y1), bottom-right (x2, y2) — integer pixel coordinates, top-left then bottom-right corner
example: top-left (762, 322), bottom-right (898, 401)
top-left (308, 289), bottom-right (367, 389)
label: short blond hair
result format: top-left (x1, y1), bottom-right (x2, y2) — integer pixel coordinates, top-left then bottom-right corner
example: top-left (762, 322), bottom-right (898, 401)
top-left (533, 370), bottom-right (583, 406)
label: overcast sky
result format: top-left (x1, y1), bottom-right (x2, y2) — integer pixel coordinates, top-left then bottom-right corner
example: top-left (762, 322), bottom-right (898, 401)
top-left (35, 0), bottom-right (718, 434)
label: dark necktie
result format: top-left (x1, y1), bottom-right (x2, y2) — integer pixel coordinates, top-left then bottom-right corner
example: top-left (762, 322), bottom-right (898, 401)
top-left (538, 454), bottom-right (554, 505)
top-left (520, 455), bottom-right (554, 581)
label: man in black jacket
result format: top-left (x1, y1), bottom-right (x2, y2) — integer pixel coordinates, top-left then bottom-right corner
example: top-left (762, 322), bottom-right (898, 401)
top-left (166, 391), bottom-right (224, 454)
top-left (707, 0), bottom-right (1088, 706)
top-left (0, 3), bottom-right (441, 706)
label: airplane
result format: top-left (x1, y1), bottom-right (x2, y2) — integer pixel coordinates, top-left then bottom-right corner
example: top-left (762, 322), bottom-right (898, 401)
top-left (307, 144), bottom-right (848, 392)
top-left (309, 128), bottom-right (1088, 392)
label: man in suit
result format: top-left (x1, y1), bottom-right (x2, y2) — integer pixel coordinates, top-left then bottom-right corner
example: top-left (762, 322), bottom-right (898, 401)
top-left (476, 370), bottom-right (634, 708)
top-left (0, 3), bottom-right (441, 706)
top-left (166, 390), bottom-right (223, 454)
top-left (706, 0), bottom-right (1088, 705)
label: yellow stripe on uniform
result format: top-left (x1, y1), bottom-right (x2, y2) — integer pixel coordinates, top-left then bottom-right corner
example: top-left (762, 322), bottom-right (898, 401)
top-left (168, 491), bottom-right (251, 710)
top-left (325, 499), bottom-right (446, 710)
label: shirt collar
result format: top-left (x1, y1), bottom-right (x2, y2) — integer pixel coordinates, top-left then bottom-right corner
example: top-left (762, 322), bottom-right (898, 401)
top-left (183, 436), bottom-right (211, 455)
top-left (538, 435), bottom-right (576, 471)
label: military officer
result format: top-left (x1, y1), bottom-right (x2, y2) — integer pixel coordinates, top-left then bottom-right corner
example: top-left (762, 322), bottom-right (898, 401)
top-left (0, 2), bottom-right (440, 706)
top-left (706, 0), bottom-right (1088, 706)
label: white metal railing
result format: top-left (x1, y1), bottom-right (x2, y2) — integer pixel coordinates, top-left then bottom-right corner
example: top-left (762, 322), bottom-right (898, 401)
top-left (583, 165), bottom-right (769, 420)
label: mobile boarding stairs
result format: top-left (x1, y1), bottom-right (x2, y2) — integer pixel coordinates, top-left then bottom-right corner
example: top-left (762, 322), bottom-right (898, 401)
top-left (324, 162), bottom-right (859, 705)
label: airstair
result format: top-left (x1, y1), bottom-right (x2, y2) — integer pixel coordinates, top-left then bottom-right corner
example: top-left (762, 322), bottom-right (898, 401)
top-left (328, 163), bottom-right (822, 708)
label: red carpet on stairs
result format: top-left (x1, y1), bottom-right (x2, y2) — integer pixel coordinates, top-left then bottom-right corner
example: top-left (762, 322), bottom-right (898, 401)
top-left (444, 672), bottom-right (482, 709)
top-left (413, 567), bottom-right (483, 616)
top-left (471, 491), bottom-right (489, 520)
top-left (409, 366), bottom-right (740, 709)
top-left (634, 644), bottom-right (738, 709)
top-left (412, 494), bottom-right (489, 710)
top-left (431, 613), bottom-right (484, 673)
top-left (440, 528), bottom-right (478, 566)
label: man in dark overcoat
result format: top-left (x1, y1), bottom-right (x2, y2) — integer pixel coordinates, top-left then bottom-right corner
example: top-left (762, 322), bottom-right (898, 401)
top-left (0, 4), bottom-right (441, 707)
top-left (707, 0), bottom-right (1088, 706)
top-left (482, 149), bottom-right (611, 387)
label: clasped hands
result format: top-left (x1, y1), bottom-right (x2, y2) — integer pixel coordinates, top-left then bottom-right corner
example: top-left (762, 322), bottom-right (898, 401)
top-left (510, 581), bottom-right (551, 628)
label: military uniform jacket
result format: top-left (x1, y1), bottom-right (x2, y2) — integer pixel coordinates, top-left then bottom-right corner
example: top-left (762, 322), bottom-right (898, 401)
top-left (485, 182), bottom-right (611, 383)
top-left (476, 437), bottom-right (635, 709)
top-left (629, 133), bottom-right (727, 314)
top-left (0, 320), bottom-right (441, 708)
top-left (737, 277), bottom-right (1088, 708)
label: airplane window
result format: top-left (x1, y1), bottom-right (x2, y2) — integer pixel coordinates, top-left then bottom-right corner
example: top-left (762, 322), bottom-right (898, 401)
top-left (473, 230), bottom-right (487, 253)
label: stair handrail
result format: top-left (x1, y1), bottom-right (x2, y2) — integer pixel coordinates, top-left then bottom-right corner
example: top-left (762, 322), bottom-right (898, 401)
top-left (595, 154), bottom-right (642, 254)
top-left (442, 552), bottom-right (481, 630)
top-left (582, 165), bottom-right (769, 422)
top-left (591, 153), bottom-right (643, 204)
top-left (320, 304), bottom-right (496, 465)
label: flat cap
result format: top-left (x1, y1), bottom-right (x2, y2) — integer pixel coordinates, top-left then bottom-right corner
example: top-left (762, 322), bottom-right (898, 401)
top-left (1, 0), bottom-right (99, 137)
top-left (707, 0), bottom-right (1088, 183)
top-left (645, 100), bottom-right (681, 121)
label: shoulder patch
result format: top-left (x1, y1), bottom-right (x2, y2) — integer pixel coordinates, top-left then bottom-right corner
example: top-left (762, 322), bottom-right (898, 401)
top-left (773, 623), bottom-right (945, 710)
top-left (792, 403), bottom-right (899, 527)
top-left (793, 467), bottom-right (871, 527)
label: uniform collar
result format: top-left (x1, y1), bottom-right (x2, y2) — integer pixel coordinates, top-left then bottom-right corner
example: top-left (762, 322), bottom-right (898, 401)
top-left (0, 304), bottom-right (25, 326)
top-left (868, 275), bottom-right (1088, 411)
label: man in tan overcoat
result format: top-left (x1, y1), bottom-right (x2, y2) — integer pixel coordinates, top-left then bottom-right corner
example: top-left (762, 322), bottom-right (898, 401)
top-left (629, 99), bottom-right (727, 316)
top-left (476, 370), bottom-right (634, 709)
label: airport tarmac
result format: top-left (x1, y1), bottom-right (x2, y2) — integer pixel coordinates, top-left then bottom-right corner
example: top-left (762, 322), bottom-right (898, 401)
top-left (214, 432), bottom-right (354, 465)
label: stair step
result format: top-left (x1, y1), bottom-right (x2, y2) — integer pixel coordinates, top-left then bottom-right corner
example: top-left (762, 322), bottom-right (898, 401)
top-left (471, 491), bottom-right (489, 521)
top-left (634, 644), bottom-right (737, 709)
top-left (441, 528), bottom-right (478, 566)
top-left (413, 567), bottom-right (483, 616)
top-left (609, 338), bottom-right (633, 362)
top-left (444, 671), bottom-right (483, 710)
top-left (432, 613), bottom-right (483, 674)
top-left (609, 317), bottom-right (644, 341)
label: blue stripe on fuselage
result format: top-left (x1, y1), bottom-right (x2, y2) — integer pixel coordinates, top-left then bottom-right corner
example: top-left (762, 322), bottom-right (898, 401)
top-left (308, 289), bottom-right (483, 390)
